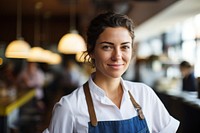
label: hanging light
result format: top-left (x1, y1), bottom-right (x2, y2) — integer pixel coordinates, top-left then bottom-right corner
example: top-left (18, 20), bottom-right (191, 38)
top-left (48, 53), bottom-right (62, 65)
top-left (5, 0), bottom-right (31, 59)
top-left (5, 40), bottom-right (31, 58)
top-left (41, 50), bottom-right (53, 63)
top-left (58, 30), bottom-right (86, 54)
top-left (27, 2), bottom-right (46, 62)
top-left (27, 47), bottom-right (61, 64)
top-left (57, 0), bottom-right (86, 54)
top-left (27, 47), bottom-right (44, 62)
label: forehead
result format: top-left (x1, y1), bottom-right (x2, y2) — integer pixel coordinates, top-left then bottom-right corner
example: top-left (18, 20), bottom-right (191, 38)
top-left (97, 27), bottom-right (132, 41)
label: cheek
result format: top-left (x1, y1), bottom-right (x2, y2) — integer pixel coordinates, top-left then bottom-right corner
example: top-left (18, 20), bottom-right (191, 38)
top-left (123, 52), bottom-right (132, 61)
top-left (95, 52), bottom-right (110, 63)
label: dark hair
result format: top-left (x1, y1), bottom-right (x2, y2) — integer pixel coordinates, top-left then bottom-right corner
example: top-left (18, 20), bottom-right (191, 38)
top-left (84, 11), bottom-right (135, 65)
top-left (180, 61), bottom-right (192, 68)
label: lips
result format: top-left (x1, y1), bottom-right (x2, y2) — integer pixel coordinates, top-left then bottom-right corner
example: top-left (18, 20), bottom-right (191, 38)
top-left (107, 63), bottom-right (124, 69)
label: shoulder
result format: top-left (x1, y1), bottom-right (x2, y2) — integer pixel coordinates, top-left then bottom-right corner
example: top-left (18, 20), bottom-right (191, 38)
top-left (53, 86), bottom-right (86, 113)
top-left (122, 80), bottom-right (158, 105)
top-left (123, 80), bottom-right (154, 94)
top-left (47, 86), bottom-right (87, 133)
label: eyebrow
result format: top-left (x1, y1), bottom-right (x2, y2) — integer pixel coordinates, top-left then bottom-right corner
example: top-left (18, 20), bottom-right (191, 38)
top-left (98, 41), bottom-right (131, 45)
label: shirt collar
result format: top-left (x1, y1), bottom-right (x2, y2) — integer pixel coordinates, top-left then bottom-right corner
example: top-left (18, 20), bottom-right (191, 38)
top-left (88, 73), bottom-right (130, 98)
top-left (88, 75), bottom-right (105, 97)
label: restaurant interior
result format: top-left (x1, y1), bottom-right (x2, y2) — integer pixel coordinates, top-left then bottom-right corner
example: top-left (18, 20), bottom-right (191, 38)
top-left (0, 0), bottom-right (200, 132)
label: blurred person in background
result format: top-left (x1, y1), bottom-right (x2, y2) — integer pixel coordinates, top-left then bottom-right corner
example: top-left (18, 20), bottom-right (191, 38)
top-left (179, 61), bottom-right (197, 91)
top-left (17, 61), bottom-right (46, 110)
top-left (60, 60), bottom-right (86, 95)
top-left (0, 61), bottom-right (17, 93)
top-left (0, 60), bottom-right (22, 132)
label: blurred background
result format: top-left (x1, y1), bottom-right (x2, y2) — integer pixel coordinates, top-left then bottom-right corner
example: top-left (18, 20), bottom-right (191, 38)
top-left (0, 0), bottom-right (200, 133)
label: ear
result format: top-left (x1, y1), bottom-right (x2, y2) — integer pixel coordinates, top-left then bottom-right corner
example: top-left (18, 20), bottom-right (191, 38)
top-left (89, 52), bottom-right (95, 59)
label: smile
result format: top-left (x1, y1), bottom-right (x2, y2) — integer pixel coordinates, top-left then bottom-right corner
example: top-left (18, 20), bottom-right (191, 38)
top-left (107, 64), bottom-right (124, 69)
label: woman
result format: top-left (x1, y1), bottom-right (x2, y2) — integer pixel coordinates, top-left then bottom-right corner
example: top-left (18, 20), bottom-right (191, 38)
top-left (43, 12), bottom-right (179, 133)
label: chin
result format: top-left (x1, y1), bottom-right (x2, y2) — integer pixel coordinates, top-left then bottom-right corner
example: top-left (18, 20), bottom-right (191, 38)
top-left (108, 72), bottom-right (124, 79)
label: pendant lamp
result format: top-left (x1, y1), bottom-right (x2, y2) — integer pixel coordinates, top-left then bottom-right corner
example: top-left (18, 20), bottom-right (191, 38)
top-left (27, 46), bottom-right (44, 62)
top-left (58, 30), bottom-right (86, 54)
top-left (27, 2), bottom-right (45, 62)
top-left (5, 0), bottom-right (31, 59)
top-left (58, 0), bottom-right (86, 54)
top-left (48, 53), bottom-right (62, 65)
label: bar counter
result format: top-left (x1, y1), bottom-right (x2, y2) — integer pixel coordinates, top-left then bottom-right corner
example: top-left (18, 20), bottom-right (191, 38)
top-left (155, 88), bottom-right (200, 133)
top-left (0, 88), bottom-right (35, 133)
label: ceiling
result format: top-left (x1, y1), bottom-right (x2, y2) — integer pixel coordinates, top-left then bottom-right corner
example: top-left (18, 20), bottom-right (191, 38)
top-left (0, 0), bottom-right (178, 45)
top-left (135, 0), bottom-right (200, 41)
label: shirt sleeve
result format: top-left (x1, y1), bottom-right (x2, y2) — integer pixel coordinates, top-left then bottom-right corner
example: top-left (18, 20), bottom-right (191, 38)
top-left (146, 85), bottom-right (180, 133)
top-left (42, 129), bottom-right (49, 133)
top-left (158, 116), bottom-right (180, 133)
top-left (45, 97), bottom-right (74, 133)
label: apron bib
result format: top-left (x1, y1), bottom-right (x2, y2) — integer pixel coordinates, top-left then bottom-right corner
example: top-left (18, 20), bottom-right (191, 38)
top-left (83, 82), bottom-right (150, 133)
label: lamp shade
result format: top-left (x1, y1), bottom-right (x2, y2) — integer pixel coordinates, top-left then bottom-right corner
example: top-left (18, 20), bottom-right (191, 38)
top-left (58, 32), bottom-right (86, 54)
top-left (5, 39), bottom-right (31, 59)
top-left (48, 53), bottom-right (62, 65)
top-left (27, 47), bottom-right (44, 62)
top-left (41, 50), bottom-right (53, 63)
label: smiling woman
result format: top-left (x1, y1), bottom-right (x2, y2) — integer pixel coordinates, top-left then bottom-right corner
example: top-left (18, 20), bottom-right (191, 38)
top-left (92, 27), bottom-right (132, 79)
top-left (43, 12), bottom-right (180, 133)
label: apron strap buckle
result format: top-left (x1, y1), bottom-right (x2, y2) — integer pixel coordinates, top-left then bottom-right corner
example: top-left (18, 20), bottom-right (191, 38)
top-left (129, 91), bottom-right (145, 120)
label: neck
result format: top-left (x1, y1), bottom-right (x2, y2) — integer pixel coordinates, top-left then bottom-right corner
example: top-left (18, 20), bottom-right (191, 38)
top-left (93, 72), bottom-right (121, 91)
top-left (93, 72), bottom-right (123, 108)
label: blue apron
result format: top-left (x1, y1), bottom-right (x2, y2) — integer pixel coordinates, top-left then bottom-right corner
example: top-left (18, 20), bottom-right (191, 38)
top-left (83, 82), bottom-right (150, 133)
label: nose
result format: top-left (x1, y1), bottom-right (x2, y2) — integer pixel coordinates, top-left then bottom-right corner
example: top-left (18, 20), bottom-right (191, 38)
top-left (111, 47), bottom-right (122, 61)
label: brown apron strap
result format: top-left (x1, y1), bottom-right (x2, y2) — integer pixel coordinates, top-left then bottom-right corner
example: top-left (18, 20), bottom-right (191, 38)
top-left (83, 82), bottom-right (98, 126)
top-left (83, 81), bottom-right (144, 126)
top-left (128, 91), bottom-right (145, 120)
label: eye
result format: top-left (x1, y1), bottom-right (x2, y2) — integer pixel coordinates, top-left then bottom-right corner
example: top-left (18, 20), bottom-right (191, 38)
top-left (121, 45), bottom-right (130, 50)
top-left (102, 45), bottom-right (113, 50)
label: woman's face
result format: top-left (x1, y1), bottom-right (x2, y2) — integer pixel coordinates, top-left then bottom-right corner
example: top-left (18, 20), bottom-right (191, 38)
top-left (91, 27), bottom-right (133, 79)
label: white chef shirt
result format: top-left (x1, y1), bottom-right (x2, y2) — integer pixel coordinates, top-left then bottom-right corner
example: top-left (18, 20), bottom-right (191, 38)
top-left (43, 76), bottom-right (179, 133)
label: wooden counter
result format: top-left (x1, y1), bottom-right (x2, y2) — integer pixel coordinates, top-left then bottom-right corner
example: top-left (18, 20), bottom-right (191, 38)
top-left (0, 89), bottom-right (35, 133)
